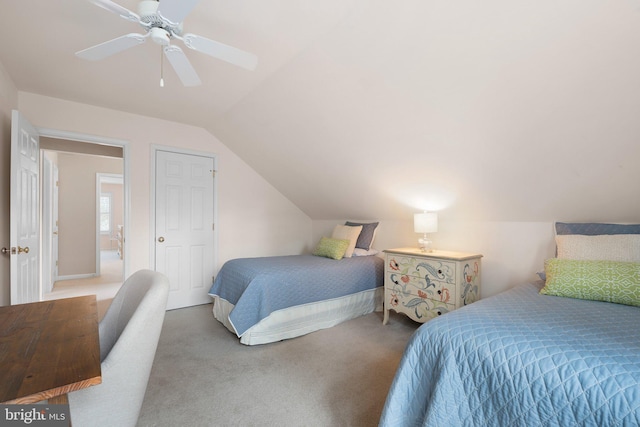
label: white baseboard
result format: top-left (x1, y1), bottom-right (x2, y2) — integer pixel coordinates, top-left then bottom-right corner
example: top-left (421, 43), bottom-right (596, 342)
top-left (56, 273), bottom-right (98, 281)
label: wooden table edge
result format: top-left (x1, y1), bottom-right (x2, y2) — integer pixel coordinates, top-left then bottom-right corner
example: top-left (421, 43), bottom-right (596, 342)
top-left (1, 375), bottom-right (102, 404)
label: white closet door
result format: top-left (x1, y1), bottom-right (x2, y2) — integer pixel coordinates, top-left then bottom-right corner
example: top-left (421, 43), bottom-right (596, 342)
top-left (155, 150), bottom-right (215, 310)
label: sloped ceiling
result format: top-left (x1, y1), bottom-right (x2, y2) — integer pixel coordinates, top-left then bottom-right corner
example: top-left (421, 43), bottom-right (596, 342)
top-left (2, 0), bottom-right (639, 222)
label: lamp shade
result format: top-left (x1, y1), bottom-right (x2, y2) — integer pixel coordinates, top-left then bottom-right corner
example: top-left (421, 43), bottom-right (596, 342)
top-left (414, 212), bottom-right (438, 233)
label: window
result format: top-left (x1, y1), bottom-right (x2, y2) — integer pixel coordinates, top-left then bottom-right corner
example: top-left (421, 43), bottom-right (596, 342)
top-left (100, 193), bottom-right (112, 234)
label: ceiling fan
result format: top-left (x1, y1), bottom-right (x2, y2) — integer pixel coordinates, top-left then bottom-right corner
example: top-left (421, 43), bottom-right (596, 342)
top-left (76, 0), bottom-right (258, 87)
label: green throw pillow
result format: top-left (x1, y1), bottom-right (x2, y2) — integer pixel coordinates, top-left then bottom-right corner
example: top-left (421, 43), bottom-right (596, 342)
top-left (540, 258), bottom-right (640, 307)
top-left (312, 237), bottom-right (350, 260)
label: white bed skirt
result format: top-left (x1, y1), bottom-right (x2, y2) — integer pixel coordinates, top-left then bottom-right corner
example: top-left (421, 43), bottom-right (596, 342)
top-left (212, 287), bottom-right (384, 345)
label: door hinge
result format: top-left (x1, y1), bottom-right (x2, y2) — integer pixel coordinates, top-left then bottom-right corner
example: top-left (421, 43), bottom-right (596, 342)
top-left (212, 223), bottom-right (215, 231)
top-left (212, 170), bottom-right (217, 178)
top-left (56, 180), bottom-right (59, 187)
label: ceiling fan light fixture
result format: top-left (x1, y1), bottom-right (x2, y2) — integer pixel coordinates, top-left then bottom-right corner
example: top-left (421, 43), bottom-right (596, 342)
top-left (150, 27), bottom-right (170, 46)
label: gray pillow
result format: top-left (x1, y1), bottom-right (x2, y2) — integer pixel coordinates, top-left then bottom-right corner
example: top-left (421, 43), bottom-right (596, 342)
top-left (556, 222), bottom-right (640, 235)
top-left (345, 221), bottom-right (379, 250)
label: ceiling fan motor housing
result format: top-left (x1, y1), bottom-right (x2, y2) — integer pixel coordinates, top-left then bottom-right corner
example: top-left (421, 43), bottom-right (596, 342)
top-left (138, 0), bottom-right (183, 42)
top-left (138, 1), bottom-right (162, 24)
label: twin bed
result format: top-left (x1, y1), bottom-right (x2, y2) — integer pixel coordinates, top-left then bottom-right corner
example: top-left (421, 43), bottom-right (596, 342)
top-left (380, 222), bottom-right (640, 426)
top-left (208, 254), bottom-right (383, 345)
top-left (379, 279), bottom-right (640, 425)
top-left (208, 222), bottom-right (383, 345)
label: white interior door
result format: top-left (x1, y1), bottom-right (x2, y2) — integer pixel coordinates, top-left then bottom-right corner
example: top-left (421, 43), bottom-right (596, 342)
top-left (41, 157), bottom-right (59, 295)
top-left (155, 150), bottom-right (215, 310)
top-left (52, 164), bottom-right (59, 282)
top-left (10, 110), bottom-right (40, 304)
top-left (42, 155), bottom-right (53, 294)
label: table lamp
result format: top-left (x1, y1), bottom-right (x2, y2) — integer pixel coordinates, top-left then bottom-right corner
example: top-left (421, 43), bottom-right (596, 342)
top-left (414, 212), bottom-right (437, 252)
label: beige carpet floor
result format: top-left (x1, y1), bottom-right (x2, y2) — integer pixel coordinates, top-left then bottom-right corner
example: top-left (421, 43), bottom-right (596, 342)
top-left (137, 305), bottom-right (420, 427)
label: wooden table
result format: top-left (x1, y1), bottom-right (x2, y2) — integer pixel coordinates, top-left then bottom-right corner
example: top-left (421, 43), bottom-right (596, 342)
top-left (0, 295), bottom-right (102, 404)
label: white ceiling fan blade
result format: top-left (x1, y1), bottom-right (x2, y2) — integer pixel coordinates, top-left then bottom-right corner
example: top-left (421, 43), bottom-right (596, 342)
top-left (164, 45), bottom-right (202, 87)
top-left (157, 0), bottom-right (200, 26)
top-left (89, 0), bottom-right (140, 23)
top-left (76, 33), bottom-right (148, 61)
top-left (182, 33), bottom-right (258, 71)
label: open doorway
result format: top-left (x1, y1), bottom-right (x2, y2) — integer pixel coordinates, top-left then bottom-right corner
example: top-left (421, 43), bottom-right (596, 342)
top-left (96, 173), bottom-right (124, 287)
top-left (40, 137), bottom-right (126, 311)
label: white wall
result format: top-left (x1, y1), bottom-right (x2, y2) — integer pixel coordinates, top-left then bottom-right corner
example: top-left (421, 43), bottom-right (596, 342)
top-left (56, 153), bottom-right (122, 276)
top-left (0, 61), bottom-right (18, 306)
top-left (0, 91), bottom-right (312, 304)
top-left (313, 219), bottom-right (555, 298)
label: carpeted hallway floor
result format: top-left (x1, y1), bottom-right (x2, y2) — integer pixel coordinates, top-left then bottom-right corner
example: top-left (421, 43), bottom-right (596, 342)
top-left (137, 305), bottom-right (420, 427)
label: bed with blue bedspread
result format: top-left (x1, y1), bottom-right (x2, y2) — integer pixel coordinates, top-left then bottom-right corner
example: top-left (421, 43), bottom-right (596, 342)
top-left (379, 280), bottom-right (640, 426)
top-left (208, 254), bottom-right (384, 345)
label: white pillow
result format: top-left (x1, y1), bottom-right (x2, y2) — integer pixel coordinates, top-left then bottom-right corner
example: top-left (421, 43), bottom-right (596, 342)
top-left (331, 225), bottom-right (363, 258)
top-left (556, 234), bottom-right (640, 262)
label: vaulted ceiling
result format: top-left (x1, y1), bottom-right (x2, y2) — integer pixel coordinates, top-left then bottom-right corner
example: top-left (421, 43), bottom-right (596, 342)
top-left (2, 0), bottom-right (639, 222)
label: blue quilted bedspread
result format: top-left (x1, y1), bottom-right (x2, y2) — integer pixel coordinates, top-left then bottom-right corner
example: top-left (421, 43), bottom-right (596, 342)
top-left (379, 281), bottom-right (640, 426)
top-left (208, 255), bottom-right (383, 337)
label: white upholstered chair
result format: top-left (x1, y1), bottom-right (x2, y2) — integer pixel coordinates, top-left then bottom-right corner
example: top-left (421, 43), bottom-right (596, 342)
top-left (68, 269), bottom-right (170, 427)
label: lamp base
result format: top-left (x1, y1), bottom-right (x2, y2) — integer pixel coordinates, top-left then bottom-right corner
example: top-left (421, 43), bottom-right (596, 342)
top-left (418, 235), bottom-right (433, 252)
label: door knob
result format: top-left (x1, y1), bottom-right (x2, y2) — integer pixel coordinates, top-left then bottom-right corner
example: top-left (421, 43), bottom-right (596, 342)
top-left (158, 237), bottom-right (165, 243)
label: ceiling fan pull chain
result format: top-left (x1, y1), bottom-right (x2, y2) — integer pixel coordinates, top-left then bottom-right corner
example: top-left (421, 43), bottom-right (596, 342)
top-left (160, 46), bottom-right (165, 87)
